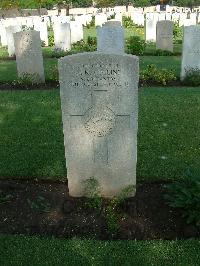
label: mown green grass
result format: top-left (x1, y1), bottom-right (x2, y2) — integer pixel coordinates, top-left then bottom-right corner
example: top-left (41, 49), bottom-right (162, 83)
top-left (0, 25), bottom-right (182, 60)
top-left (0, 47), bottom-right (8, 58)
top-left (0, 234), bottom-right (200, 266)
top-left (145, 42), bottom-right (182, 55)
top-left (0, 90), bottom-right (66, 179)
top-left (84, 26), bottom-right (144, 41)
top-left (0, 88), bottom-right (200, 181)
top-left (140, 56), bottom-right (181, 76)
top-left (0, 55), bottom-right (181, 83)
top-left (0, 58), bottom-right (58, 82)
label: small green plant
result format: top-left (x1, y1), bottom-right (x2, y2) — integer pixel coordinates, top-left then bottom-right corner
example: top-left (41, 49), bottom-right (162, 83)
top-left (122, 16), bottom-right (134, 28)
top-left (27, 196), bottom-right (51, 212)
top-left (51, 49), bottom-right (70, 58)
top-left (140, 64), bottom-right (177, 86)
top-left (87, 36), bottom-right (97, 46)
top-left (126, 36), bottom-right (146, 55)
top-left (155, 49), bottom-right (173, 56)
top-left (83, 177), bottom-right (102, 212)
top-left (108, 13), bottom-right (115, 20)
top-left (83, 178), bottom-right (135, 235)
top-left (104, 185), bottom-right (135, 234)
top-left (173, 22), bottom-right (183, 43)
top-left (72, 40), bottom-right (96, 52)
top-left (182, 68), bottom-right (200, 86)
top-left (48, 65), bottom-right (59, 82)
top-left (86, 16), bottom-right (95, 28)
top-left (164, 175), bottom-right (200, 227)
top-left (12, 73), bottom-right (42, 86)
top-left (48, 33), bottom-right (54, 47)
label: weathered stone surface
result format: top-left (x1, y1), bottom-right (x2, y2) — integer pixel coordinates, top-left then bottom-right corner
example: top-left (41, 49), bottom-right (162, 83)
top-left (156, 20), bottom-right (173, 52)
top-left (6, 25), bottom-right (21, 56)
top-left (58, 52), bottom-right (139, 197)
top-left (181, 26), bottom-right (200, 80)
top-left (103, 20), bottom-right (121, 26)
top-left (54, 22), bottom-right (71, 51)
top-left (97, 26), bottom-right (124, 54)
top-left (14, 30), bottom-right (45, 83)
top-left (145, 13), bottom-right (158, 42)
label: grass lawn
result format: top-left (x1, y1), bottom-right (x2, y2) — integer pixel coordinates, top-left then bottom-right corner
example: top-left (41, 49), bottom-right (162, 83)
top-left (0, 58), bottom-right (57, 82)
top-left (0, 87), bottom-right (200, 181)
top-left (140, 55), bottom-right (181, 76)
top-left (83, 26), bottom-right (145, 40)
top-left (145, 42), bottom-right (182, 55)
top-left (0, 25), bottom-right (182, 60)
top-left (0, 55), bottom-right (181, 83)
top-left (0, 234), bottom-right (200, 266)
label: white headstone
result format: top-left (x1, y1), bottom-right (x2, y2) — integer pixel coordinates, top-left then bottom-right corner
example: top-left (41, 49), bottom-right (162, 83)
top-left (58, 52), bottom-right (139, 197)
top-left (156, 20), bottom-right (173, 52)
top-left (181, 26), bottom-right (200, 80)
top-left (158, 12), bottom-right (166, 21)
top-left (95, 14), bottom-right (107, 27)
top-left (115, 13), bottom-right (122, 25)
top-left (34, 21), bottom-right (48, 46)
top-left (70, 21), bottom-right (83, 43)
top-left (54, 22), bottom-right (71, 51)
top-left (145, 13), bottom-right (157, 42)
top-left (6, 25), bottom-right (21, 56)
top-left (14, 30), bottom-right (45, 83)
top-left (0, 22), bottom-right (7, 46)
top-left (97, 26), bottom-right (124, 54)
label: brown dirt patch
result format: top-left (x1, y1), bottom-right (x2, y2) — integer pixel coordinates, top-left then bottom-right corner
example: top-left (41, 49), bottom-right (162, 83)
top-left (0, 179), bottom-right (199, 240)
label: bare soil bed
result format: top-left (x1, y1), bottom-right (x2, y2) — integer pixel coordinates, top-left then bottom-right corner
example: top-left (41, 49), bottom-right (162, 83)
top-left (0, 179), bottom-right (199, 240)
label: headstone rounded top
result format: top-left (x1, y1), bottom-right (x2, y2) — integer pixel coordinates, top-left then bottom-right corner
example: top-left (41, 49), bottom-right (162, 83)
top-left (59, 51), bottom-right (139, 63)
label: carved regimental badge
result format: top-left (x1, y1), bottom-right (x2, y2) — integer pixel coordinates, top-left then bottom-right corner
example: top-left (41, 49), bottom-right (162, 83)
top-left (83, 105), bottom-right (116, 137)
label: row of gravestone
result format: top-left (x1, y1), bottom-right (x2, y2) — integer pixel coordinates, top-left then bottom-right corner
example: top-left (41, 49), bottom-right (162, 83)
top-left (6, 23), bottom-right (200, 198)
top-left (1, 11), bottom-right (199, 55)
top-left (131, 11), bottom-right (200, 28)
top-left (0, 20), bottom-right (84, 56)
top-left (12, 22), bottom-right (200, 84)
top-left (13, 22), bottom-right (123, 83)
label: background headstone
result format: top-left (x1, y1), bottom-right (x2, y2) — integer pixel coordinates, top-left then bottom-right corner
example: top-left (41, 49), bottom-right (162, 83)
top-left (181, 26), bottom-right (200, 80)
top-left (34, 20), bottom-right (48, 46)
top-left (70, 21), bottom-right (83, 43)
top-left (6, 25), bottom-right (21, 56)
top-left (145, 13), bottom-right (157, 42)
top-left (14, 30), bottom-right (45, 83)
top-left (0, 22), bottom-right (7, 46)
top-left (95, 14), bottom-right (107, 27)
top-left (97, 26), bottom-right (124, 53)
top-left (54, 22), bottom-right (71, 51)
top-left (156, 20), bottom-right (173, 52)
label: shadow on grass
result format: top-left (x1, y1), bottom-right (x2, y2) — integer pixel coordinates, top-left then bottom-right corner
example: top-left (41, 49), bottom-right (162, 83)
top-left (0, 90), bottom-right (66, 180)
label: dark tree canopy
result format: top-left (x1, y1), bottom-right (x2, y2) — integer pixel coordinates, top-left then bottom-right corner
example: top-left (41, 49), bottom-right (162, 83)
top-left (0, 0), bottom-right (200, 9)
